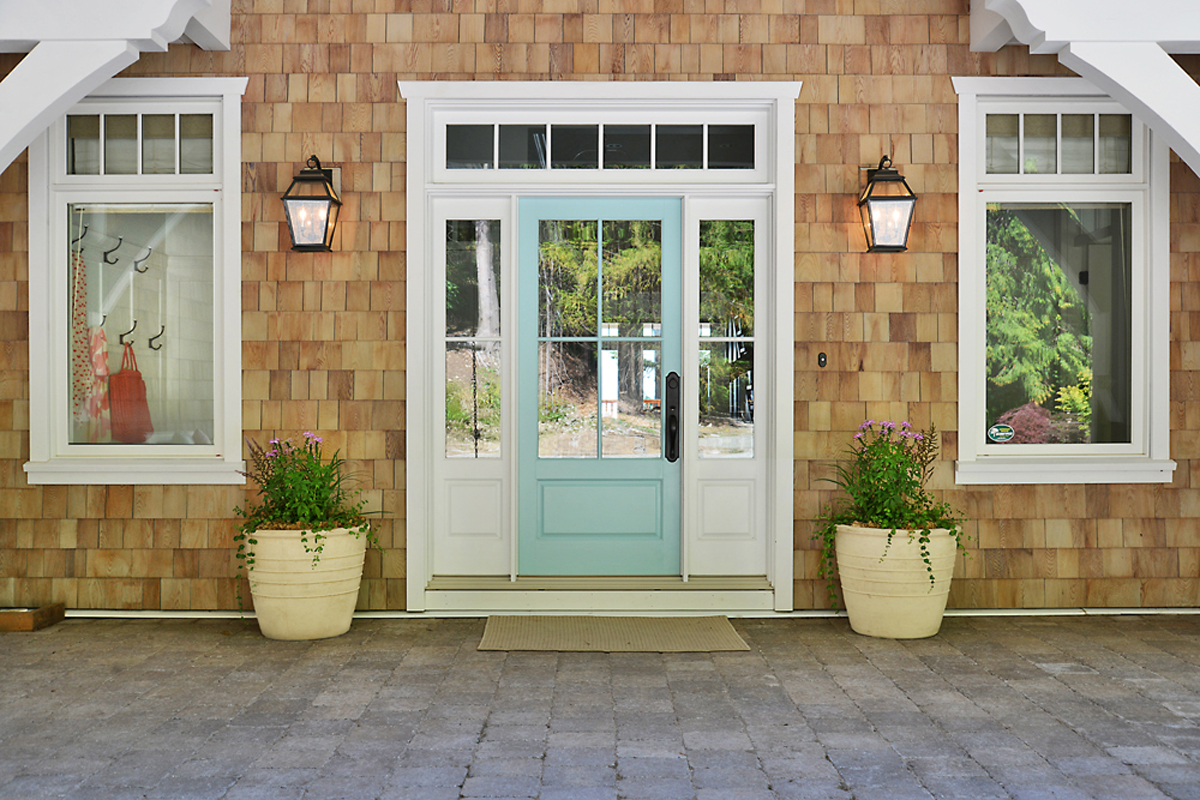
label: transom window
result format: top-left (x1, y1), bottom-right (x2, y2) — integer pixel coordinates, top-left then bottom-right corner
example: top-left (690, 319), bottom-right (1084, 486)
top-left (446, 123), bottom-right (754, 171)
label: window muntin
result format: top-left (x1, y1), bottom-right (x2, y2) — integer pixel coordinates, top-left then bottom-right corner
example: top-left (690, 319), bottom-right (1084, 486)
top-left (445, 219), bottom-right (502, 458)
top-left (984, 202), bottom-right (1131, 447)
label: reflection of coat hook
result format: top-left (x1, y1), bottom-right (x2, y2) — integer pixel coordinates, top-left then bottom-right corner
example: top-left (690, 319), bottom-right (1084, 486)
top-left (133, 247), bottom-right (152, 273)
top-left (71, 225), bottom-right (89, 248)
top-left (103, 237), bottom-right (124, 264)
top-left (119, 319), bottom-right (137, 345)
top-left (149, 325), bottom-right (165, 350)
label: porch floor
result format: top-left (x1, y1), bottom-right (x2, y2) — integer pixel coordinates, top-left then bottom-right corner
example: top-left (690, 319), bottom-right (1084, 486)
top-left (4, 614), bottom-right (1200, 799)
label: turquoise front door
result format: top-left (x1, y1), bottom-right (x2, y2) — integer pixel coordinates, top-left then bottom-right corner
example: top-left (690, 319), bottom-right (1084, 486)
top-left (518, 197), bottom-right (682, 575)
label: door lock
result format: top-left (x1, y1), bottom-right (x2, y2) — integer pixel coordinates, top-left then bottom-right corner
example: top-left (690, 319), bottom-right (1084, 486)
top-left (664, 371), bottom-right (681, 463)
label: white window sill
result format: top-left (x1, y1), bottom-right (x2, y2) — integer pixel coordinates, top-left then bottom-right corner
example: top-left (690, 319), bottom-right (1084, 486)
top-left (955, 458), bottom-right (1176, 485)
top-left (24, 457), bottom-right (246, 485)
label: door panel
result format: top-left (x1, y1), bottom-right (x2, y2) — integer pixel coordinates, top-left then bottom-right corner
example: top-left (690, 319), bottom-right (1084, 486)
top-left (519, 197), bottom-right (681, 575)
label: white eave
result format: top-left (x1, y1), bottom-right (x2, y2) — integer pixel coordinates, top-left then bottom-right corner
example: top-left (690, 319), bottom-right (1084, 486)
top-left (0, 0), bottom-right (231, 174)
top-left (972, 0), bottom-right (1200, 177)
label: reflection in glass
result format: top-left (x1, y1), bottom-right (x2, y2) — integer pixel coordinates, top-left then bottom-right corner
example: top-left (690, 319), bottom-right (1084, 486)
top-left (142, 114), bottom-right (176, 175)
top-left (446, 124), bottom-right (493, 169)
top-left (1061, 114), bottom-right (1094, 174)
top-left (445, 342), bottom-right (501, 458)
top-left (985, 202), bottom-right (1131, 445)
top-left (538, 341), bottom-right (598, 458)
top-left (539, 220), bottom-right (598, 338)
top-left (446, 220), bottom-right (501, 337)
top-left (551, 125), bottom-right (599, 169)
top-left (986, 114), bottom-right (1018, 174)
top-left (656, 125), bottom-right (703, 169)
top-left (1023, 114), bottom-right (1056, 174)
top-left (105, 115), bottom-right (138, 175)
top-left (699, 220), bottom-right (754, 337)
top-left (603, 125), bottom-right (650, 169)
top-left (698, 343), bottom-right (753, 457)
top-left (499, 124), bottom-right (547, 168)
top-left (600, 341), bottom-right (660, 458)
top-left (601, 220), bottom-right (661, 337)
top-left (67, 203), bottom-right (215, 445)
top-left (67, 115), bottom-right (100, 175)
top-left (180, 114), bottom-right (214, 174)
top-left (708, 125), bottom-right (754, 169)
top-left (1100, 114), bottom-right (1132, 174)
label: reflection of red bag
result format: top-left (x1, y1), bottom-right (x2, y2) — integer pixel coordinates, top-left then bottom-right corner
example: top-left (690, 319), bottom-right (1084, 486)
top-left (109, 342), bottom-right (154, 443)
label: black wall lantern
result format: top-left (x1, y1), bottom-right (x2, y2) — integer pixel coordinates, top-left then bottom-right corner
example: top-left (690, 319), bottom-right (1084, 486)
top-left (281, 155), bottom-right (342, 252)
top-left (858, 156), bottom-right (917, 253)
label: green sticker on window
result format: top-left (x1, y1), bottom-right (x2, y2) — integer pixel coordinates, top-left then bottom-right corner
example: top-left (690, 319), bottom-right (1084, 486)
top-left (988, 423), bottom-right (1015, 443)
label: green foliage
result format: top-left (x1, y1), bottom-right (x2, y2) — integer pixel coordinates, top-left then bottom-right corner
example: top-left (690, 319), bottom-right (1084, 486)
top-left (985, 208), bottom-right (1092, 429)
top-left (446, 364), bottom-right (501, 444)
top-left (699, 220), bottom-right (754, 332)
top-left (812, 421), bottom-right (967, 608)
top-left (233, 433), bottom-right (377, 575)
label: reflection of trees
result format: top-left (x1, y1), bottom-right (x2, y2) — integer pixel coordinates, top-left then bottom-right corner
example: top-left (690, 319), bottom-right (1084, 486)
top-left (986, 208), bottom-right (1091, 440)
top-left (538, 219), bottom-right (663, 415)
top-left (699, 220), bottom-right (754, 425)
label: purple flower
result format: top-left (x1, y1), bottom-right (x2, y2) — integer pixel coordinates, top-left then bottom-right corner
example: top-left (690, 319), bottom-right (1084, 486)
top-left (853, 432), bottom-right (863, 439)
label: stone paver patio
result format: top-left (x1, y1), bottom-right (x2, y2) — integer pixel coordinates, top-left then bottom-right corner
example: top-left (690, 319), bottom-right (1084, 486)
top-left (4, 614), bottom-right (1200, 799)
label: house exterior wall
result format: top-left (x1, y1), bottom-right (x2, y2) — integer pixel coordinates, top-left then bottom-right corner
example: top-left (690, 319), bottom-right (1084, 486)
top-left (0, 0), bottom-right (1197, 612)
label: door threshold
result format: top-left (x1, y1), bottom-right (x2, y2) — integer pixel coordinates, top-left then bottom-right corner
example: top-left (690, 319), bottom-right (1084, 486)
top-left (427, 576), bottom-right (772, 591)
top-left (421, 576), bottom-right (777, 614)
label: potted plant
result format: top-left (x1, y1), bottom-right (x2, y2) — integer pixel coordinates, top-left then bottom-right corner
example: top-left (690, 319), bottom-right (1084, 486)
top-left (234, 432), bottom-right (378, 640)
top-left (813, 420), bottom-right (967, 639)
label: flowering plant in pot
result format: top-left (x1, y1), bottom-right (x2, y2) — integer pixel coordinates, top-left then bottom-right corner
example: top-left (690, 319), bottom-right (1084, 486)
top-left (234, 432), bottom-right (379, 640)
top-left (812, 420), bottom-right (967, 638)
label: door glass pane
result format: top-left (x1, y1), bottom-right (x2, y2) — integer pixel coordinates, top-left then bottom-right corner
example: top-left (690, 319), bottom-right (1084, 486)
top-left (180, 114), bottom-right (214, 174)
top-left (1023, 114), bottom-right (1057, 175)
top-left (603, 125), bottom-right (650, 169)
top-left (538, 341), bottom-right (597, 458)
top-left (68, 203), bottom-right (215, 445)
top-left (985, 203), bottom-right (1132, 445)
top-left (1061, 114), bottom-right (1094, 174)
top-left (142, 114), bottom-right (176, 175)
top-left (601, 220), bottom-right (661, 337)
top-left (67, 115), bottom-right (100, 175)
top-left (499, 124), bottom-right (546, 169)
top-left (1099, 114), bottom-right (1132, 174)
top-left (698, 342), bottom-right (753, 457)
top-left (551, 125), bottom-right (599, 169)
top-left (699, 220), bottom-right (754, 337)
top-left (656, 125), bottom-right (703, 169)
top-left (539, 220), bottom-right (597, 338)
top-left (446, 220), bottom-right (501, 337)
top-left (600, 341), bottom-right (660, 458)
top-left (986, 114), bottom-right (1019, 174)
top-left (446, 124), bottom-right (493, 169)
top-left (446, 342), bottom-right (501, 458)
top-left (708, 125), bottom-right (754, 169)
top-left (105, 115), bottom-right (138, 175)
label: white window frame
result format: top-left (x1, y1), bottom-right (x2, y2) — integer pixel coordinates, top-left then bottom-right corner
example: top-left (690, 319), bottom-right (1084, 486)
top-left (25, 77), bottom-right (247, 485)
top-left (953, 77), bottom-right (1174, 484)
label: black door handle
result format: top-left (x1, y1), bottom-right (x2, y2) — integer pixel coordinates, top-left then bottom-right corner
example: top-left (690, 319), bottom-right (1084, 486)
top-left (665, 371), bottom-right (680, 463)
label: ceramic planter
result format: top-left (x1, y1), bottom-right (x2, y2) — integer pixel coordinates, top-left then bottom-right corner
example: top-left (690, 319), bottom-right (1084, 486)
top-left (835, 524), bottom-right (957, 639)
top-left (247, 527), bottom-right (367, 640)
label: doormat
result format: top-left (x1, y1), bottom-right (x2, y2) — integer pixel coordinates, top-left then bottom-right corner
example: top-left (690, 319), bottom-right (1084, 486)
top-left (478, 615), bottom-right (750, 652)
